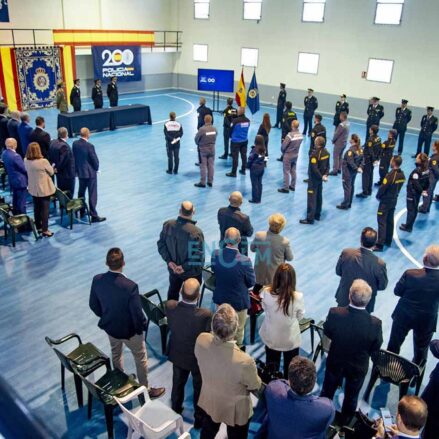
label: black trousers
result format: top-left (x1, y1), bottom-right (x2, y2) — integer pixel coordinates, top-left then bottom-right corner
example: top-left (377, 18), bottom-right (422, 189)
top-left (265, 346), bottom-right (299, 379)
top-left (109, 99), bottom-right (118, 107)
top-left (167, 272), bottom-right (202, 301)
top-left (341, 169), bottom-right (357, 207)
top-left (420, 174), bottom-right (438, 213)
top-left (303, 113), bottom-right (313, 135)
top-left (321, 367), bottom-right (366, 423)
top-left (417, 132), bottom-right (433, 156)
top-left (171, 364), bottom-right (204, 423)
top-left (78, 177), bottom-right (98, 217)
top-left (12, 187), bottom-right (27, 215)
top-left (396, 129), bottom-right (406, 154)
top-left (223, 126), bottom-right (231, 156)
top-left (405, 192), bottom-right (421, 229)
top-left (250, 166), bottom-right (264, 202)
top-left (275, 105), bottom-right (283, 127)
top-left (378, 156), bottom-right (391, 184)
top-left (361, 161), bottom-right (374, 195)
top-left (56, 176), bottom-right (75, 198)
top-left (201, 414), bottom-right (249, 439)
top-left (231, 141), bottom-right (248, 174)
top-left (166, 144), bottom-right (180, 173)
top-left (33, 196), bottom-right (51, 232)
top-left (376, 203), bottom-right (395, 246)
top-left (307, 180), bottom-right (323, 221)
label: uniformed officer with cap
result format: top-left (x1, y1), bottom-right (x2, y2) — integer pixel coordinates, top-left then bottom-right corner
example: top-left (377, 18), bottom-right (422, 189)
top-left (219, 97), bottom-right (237, 159)
top-left (357, 125), bottom-right (381, 198)
top-left (300, 136), bottom-right (330, 224)
top-left (274, 83), bottom-right (287, 128)
top-left (373, 155), bottom-right (405, 252)
top-left (309, 114), bottom-right (326, 155)
top-left (418, 140), bottom-right (439, 213)
top-left (393, 99), bottom-right (412, 154)
top-left (376, 129), bottom-right (397, 186)
top-left (333, 94), bottom-right (349, 127)
top-left (366, 97), bottom-right (384, 141)
top-left (303, 88), bottom-right (318, 136)
top-left (414, 107), bottom-right (438, 157)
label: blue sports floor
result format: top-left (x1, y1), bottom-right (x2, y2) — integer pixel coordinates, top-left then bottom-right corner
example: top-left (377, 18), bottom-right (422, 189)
top-left (0, 90), bottom-right (438, 438)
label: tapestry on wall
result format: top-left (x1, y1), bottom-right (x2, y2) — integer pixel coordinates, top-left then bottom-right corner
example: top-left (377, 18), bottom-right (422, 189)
top-left (14, 47), bottom-right (62, 110)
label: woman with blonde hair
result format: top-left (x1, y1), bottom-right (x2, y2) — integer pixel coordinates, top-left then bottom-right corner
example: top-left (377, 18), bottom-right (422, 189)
top-left (24, 142), bottom-right (56, 237)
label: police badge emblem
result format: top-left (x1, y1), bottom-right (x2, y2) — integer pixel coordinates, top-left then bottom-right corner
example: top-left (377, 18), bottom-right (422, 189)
top-left (33, 67), bottom-right (50, 92)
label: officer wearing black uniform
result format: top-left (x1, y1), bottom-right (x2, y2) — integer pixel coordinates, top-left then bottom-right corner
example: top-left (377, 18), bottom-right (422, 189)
top-left (333, 94), bottom-right (349, 127)
top-left (91, 79), bottom-right (103, 109)
top-left (195, 97), bottom-right (213, 165)
top-left (219, 97), bottom-right (237, 159)
top-left (277, 102), bottom-right (297, 162)
top-left (107, 76), bottom-right (118, 107)
top-left (309, 114), bottom-right (326, 155)
top-left (274, 83), bottom-right (286, 128)
top-left (373, 155), bottom-right (405, 251)
top-left (164, 111), bottom-right (183, 175)
top-left (400, 153), bottom-right (430, 232)
top-left (393, 99), bottom-right (412, 154)
top-left (337, 134), bottom-right (363, 210)
top-left (414, 107), bottom-right (438, 157)
top-left (357, 125), bottom-right (381, 198)
top-left (300, 136), bottom-right (330, 225)
top-left (69, 79), bottom-right (81, 112)
top-left (377, 129), bottom-right (397, 186)
top-left (366, 97), bottom-right (384, 141)
top-left (419, 141), bottom-right (439, 213)
top-left (303, 88), bottom-right (318, 136)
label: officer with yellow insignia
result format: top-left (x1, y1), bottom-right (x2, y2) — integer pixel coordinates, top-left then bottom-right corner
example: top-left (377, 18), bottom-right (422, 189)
top-left (418, 140), bottom-right (439, 213)
top-left (337, 134), bottom-right (363, 210)
top-left (303, 88), bottom-right (318, 136)
top-left (356, 125), bottom-right (381, 198)
top-left (373, 155), bottom-right (405, 252)
top-left (274, 83), bottom-right (287, 128)
top-left (277, 101), bottom-right (297, 161)
top-left (414, 106), bottom-right (438, 157)
top-left (300, 136), bottom-right (330, 224)
top-left (366, 97), bottom-right (384, 141)
top-left (219, 97), bottom-right (237, 159)
top-left (393, 99), bottom-right (411, 154)
top-left (376, 129), bottom-right (397, 186)
top-left (333, 94), bottom-right (349, 127)
top-left (309, 114), bottom-right (326, 155)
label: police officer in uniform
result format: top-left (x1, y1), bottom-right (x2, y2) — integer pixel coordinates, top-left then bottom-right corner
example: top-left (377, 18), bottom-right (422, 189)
top-left (107, 76), bottom-right (118, 107)
top-left (277, 101), bottom-right (297, 162)
top-left (393, 99), bottom-right (412, 154)
top-left (376, 129), bottom-right (397, 186)
top-left (357, 125), bottom-right (381, 198)
top-left (414, 107), bottom-right (438, 157)
top-left (400, 153), bottom-right (429, 232)
top-left (300, 136), bottom-right (330, 224)
top-left (303, 88), bottom-right (318, 136)
top-left (164, 112), bottom-right (183, 175)
top-left (274, 83), bottom-right (286, 128)
top-left (195, 97), bottom-right (213, 166)
top-left (69, 79), bottom-right (81, 112)
top-left (333, 94), bottom-right (349, 127)
top-left (337, 134), bottom-right (363, 210)
top-left (219, 97), bottom-right (236, 159)
top-left (226, 107), bottom-right (250, 177)
top-left (366, 97), bottom-right (384, 141)
top-left (373, 155), bottom-right (405, 252)
top-left (419, 141), bottom-right (439, 213)
top-left (309, 114), bottom-right (326, 155)
top-left (91, 79), bottom-right (103, 109)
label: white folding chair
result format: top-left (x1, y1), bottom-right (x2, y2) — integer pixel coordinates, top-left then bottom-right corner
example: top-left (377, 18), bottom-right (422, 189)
top-left (115, 386), bottom-right (184, 439)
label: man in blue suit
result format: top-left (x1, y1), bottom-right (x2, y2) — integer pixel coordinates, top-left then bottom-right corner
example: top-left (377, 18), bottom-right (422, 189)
top-left (7, 111), bottom-right (22, 156)
top-left (1, 138), bottom-right (28, 214)
top-left (17, 113), bottom-right (33, 157)
top-left (72, 127), bottom-right (105, 222)
top-left (211, 227), bottom-right (255, 348)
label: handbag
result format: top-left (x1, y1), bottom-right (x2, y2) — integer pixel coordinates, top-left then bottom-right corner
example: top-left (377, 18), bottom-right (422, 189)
top-left (256, 360), bottom-right (283, 384)
top-left (249, 291), bottom-right (263, 316)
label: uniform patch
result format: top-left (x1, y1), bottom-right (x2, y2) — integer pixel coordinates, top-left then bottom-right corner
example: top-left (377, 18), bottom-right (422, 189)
top-left (413, 173), bottom-right (419, 180)
top-left (377, 211), bottom-right (383, 215)
top-left (348, 151), bottom-right (352, 156)
top-left (311, 157), bottom-right (317, 164)
top-left (433, 160), bottom-right (437, 166)
top-left (381, 143), bottom-right (386, 148)
top-left (383, 178), bottom-right (387, 185)
top-left (311, 132), bottom-right (315, 137)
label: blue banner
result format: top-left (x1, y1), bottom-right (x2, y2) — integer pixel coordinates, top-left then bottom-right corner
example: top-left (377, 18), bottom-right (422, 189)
top-left (0, 0), bottom-right (9, 22)
top-left (92, 46), bottom-right (141, 82)
top-left (247, 71), bottom-right (260, 114)
top-left (197, 69), bottom-right (234, 92)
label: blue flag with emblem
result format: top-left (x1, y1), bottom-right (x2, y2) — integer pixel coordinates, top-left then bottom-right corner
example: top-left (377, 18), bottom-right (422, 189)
top-left (0, 0), bottom-right (9, 22)
top-left (247, 70), bottom-right (260, 115)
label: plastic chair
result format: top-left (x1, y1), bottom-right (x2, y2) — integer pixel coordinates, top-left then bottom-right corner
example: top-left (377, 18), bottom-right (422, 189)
top-left (363, 349), bottom-right (425, 402)
top-left (140, 290), bottom-right (168, 355)
top-left (45, 333), bottom-right (110, 407)
top-left (55, 188), bottom-right (91, 229)
top-left (115, 386), bottom-right (184, 439)
top-left (312, 320), bottom-right (332, 363)
top-left (0, 207), bottom-right (39, 247)
top-left (199, 265), bottom-right (215, 308)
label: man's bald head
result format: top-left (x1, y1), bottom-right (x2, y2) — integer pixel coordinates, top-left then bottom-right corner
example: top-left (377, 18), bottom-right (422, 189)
top-left (229, 191), bottom-right (243, 207)
top-left (181, 278), bottom-right (200, 302)
top-left (237, 106), bottom-right (245, 116)
top-left (180, 201), bottom-right (194, 218)
top-left (80, 127), bottom-right (90, 139)
top-left (5, 138), bottom-right (17, 150)
top-left (225, 227), bottom-right (241, 247)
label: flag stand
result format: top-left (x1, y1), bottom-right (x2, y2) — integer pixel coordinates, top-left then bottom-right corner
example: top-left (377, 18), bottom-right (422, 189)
top-left (212, 90), bottom-right (221, 113)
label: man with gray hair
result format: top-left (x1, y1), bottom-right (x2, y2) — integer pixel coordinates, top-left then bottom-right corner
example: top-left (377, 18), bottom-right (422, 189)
top-left (194, 114), bottom-right (217, 188)
top-left (195, 304), bottom-right (261, 438)
top-left (49, 127), bottom-right (75, 196)
top-left (321, 278), bottom-right (383, 425)
top-left (388, 244), bottom-right (439, 365)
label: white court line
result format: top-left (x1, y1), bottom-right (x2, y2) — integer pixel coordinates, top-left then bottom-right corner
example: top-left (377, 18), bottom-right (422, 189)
top-left (151, 94), bottom-right (195, 125)
top-left (393, 207), bottom-right (423, 268)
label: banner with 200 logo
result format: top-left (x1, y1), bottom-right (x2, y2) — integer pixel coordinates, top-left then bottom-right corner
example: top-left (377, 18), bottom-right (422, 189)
top-left (92, 46), bottom-right (141, 82)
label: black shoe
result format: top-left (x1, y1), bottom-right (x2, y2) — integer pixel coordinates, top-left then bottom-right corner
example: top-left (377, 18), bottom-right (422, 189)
top-left (399, 224), bottom-right (412, 232)
top-left (239, 169), bottom-right (246, 175)
top-left (303, 178), bottom-right (309, 183)
top-left (418, 209), bottom-right (428, 214)
top-left (328, 171), bottom-right (338, 176)
top-left (207, 182), bottom-right (212, 187)
top-left (42, 231), bottom-right (54, 238)
top-left (226, 172), bottom-right (236, 177)
top-left (148, 387), bottom-right (166, 399)
top-left (289, 186), bottom-right (295, 191)
top-left (372, 245), bottom-right (383, 252)
top-left (195, 162), bottom-right (200, 167)
top-left (315, 216), bottom-right (321, 221)
top-left (91, 216), bottom-right (106, 223)
top-left (166, 170), bottom-right (172, 174)
top-left (278, 188), bottom-right (289, 193)
top-left (173, 170), bottom-right (178, 174)
top-left (248, 199), bottom-right (260, 204)
top-left (277, 157), bottom-right (283, 162)
top-left (337, 204), bottom-right (349, 210)
top-left (411, 154), bottom-right (417, 158)
top-left (338, 170), bottom-right (341, 174)
top-left (302, 131), bottom-right (306, 135)
top-left (218, 155), bottom-right (227, 159)
top-left (299, 219), bottom-right (314, 225)
top-left (193, 419), bottom-right (203, 430)
top-left (194, 183), bottom-right (206, 188)
top-left (434, 195), bottom-right (439, 202)
top-left (374, 182), bottom-right (381, 187)
top-left (356, 193), bottom-right (368, 198)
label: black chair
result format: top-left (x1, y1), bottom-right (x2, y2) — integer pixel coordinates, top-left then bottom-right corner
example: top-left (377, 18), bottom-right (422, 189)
top-left (199, 265), bottom-right (215, 308)
top-left (140, 289), bottom-right (168, 355)
top-left (0, 161), bottom-right (6, 190)
top-left (0, 206), bottom-right (39, 247)
top-left (299, 317), bottom-right (316, 355)
top-left (45, 333), bottom-right (110, 407)
top-left (363, 349), bottom-right (425, 402)
top-left (312, 320), bottom-right (332, 363)
top-left (55, 188), bottom-right (91, 229)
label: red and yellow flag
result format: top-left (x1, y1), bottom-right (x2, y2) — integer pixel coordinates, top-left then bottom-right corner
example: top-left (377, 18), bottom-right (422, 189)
top-left (235, 68), bottom-right (246, 107)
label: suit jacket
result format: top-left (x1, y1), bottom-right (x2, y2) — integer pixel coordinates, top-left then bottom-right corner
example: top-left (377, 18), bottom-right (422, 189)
top-left (335, 247), bottom-right (388, 312)
top-left (255, 379), bottom-right (335, 439)
top-left (72, 138), bottom-right (99, 178)
top-left (217, 205), bottom-right (253, 254)
top-left (7, 118), bottom-right (20, 143)
top-left (211, 246), bottom-right (255, 311)
top-left (17, 122), bottom-right (33, 155)
top-left (0, 114), bottom-right (9, 148)
top-left (392, 268), bottom-right (439, 333)
top-left (49, 138), bottom-right (75, 180)
top-left (24, 158), bottom-right (55, 197)
top-left (324, 306), bottom-right (383, 377)
top-left (166, 301), bottom-right (212, 371)
top-left (195, 332), bottom-right (261, 426)
top-left (29, 127), bottom-right (51, 158)
top-left (1, 148), bottom-right (27, 189)
top-left (421, 340), bottom-right (439, 438)
top-left (89, 271), bottom-right (146, 340)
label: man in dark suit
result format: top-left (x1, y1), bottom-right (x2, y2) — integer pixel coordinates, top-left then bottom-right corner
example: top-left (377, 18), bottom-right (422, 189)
top-left (7, 111), bottom-right (21, 156)
top-left (321, 279), bottom-right (383, 425)
top-left (89, 248), bottom-right (165, 398)
top-left (335, 227), bottom-right (388, 313)
top-left (387, 245), bottom-right (439, 365)
top-left (107, 76), bottom-right (118, 107)
top-left (72, 128), bottom-right (105, 222)
top-left (49, 127), bottom-right (75, 196)
top-left (1, 138), bottom-right (28, 214)
top-left (166, 278), bottom-right (212, 429)
top-left (217, 191), bottom-right (253, 255)
top-left (69, 79), bottom-right (81, 112)
top-left (17, 113), bottom-right (33, 157)
top-left (0, 104), bottom-right (9, 151)
top-left (91, 79), bottom-right (103, 109)
top-left (29, 116), bottom-right (51, 158)
top-left (211, 227), bottom-right (255, 348)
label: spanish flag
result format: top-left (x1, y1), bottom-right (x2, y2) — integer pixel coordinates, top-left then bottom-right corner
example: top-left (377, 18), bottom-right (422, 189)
top-left (235, 68), bottom-right (246, 107)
